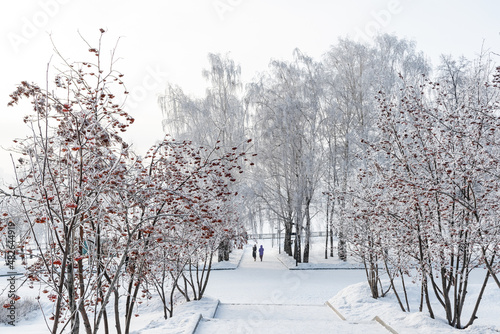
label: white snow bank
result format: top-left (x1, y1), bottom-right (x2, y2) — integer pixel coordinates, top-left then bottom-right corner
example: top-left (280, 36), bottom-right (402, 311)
top-left (276, 251), bottom-right (364, 270)
top-left (211, 248), bottom-right (244, 270)
top-left (137, 297), bottom-right (219, 334)
top-left (329, 281), bottom-right (500, 334)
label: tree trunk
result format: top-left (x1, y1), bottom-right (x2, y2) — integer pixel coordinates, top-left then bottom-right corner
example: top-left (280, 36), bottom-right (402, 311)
top-left (293, 236), bottom-right (300, 264)
top-left (284, 218), bottom-right (293, 256)
top-left (303, 198), bottom-right (311, 263)
top-left (218, 239), bottom-right (230, 262)
top-left (424, 274), bottom-right (435, 319)
top-left (338, 228), bottom-right (347, 261)
top-left (124, 277), bottom-right (141, 334)
top-left (294, 218), bottom-right (302, 264)
top-left (67, 262), bottom-right (80, 334)
top-left (198, 251), bottom-right (214, 299)
top-left (78, 225), bottom-right (92, 334)
top-left (258, 204), bottom-right (264, 235)
top-left (329, 223), bottom-right (334, 258)
top-left (324, 221), bottom-right (328, 260)
top-left (464, 267), bottom-right (491, 328)
top-left (481, 249), bottom-right (500, 289)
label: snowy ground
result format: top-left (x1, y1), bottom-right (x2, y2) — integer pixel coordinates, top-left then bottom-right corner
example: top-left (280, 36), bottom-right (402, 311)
top-left (1, 237), bottom-right (499, 333)
top-left (195, 239), bottom-right (500, 334)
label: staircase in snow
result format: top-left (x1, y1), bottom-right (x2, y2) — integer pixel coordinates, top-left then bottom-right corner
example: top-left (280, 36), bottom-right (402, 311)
top-left (194, 302), bottom-right (392, 334)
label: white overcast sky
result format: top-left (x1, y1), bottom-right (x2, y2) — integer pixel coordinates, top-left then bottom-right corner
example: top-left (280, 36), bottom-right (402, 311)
top-left (1, 0), bottom-right (499, 181)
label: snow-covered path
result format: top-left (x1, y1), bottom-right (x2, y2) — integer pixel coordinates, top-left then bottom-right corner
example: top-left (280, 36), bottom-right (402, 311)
top-left (204, 241), bottom-right (367, 305)
top-left (196, 242), bottom-right (389, 333)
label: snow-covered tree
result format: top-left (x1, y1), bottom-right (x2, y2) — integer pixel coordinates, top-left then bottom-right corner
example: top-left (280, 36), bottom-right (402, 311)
top-left (360, 58), bottom-right (500, 328)
top-left (322, 35), bottom-right (430, 261)
top-left (159, 53), bottom-right (252, 261)
top-left (1, 31), bottom-right (248, 334)
top-left (247, 49), bottom-right (325, 263)
top-left (5, 31), bottom-right (136, 333)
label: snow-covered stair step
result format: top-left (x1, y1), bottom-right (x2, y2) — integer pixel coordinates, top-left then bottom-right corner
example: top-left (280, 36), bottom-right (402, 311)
top-left (193, 303), bottom-right (390, 333)
top-left (215, 303), bottom-right (343, 322)
top-left (195, 318), bottom-right (388, 333)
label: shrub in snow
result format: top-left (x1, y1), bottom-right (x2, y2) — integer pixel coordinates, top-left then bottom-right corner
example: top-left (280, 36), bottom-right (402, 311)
top-left (0, 297), bottom-right (38, 324)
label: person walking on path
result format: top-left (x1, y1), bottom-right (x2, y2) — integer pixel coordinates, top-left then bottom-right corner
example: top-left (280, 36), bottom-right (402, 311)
top-left (258, 245), bottom-right (264, 261)
top-left (252, 244), bottom-right (257, 261)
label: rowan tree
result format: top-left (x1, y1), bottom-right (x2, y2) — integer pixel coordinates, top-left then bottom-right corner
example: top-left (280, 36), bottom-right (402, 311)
top-left (360, 60), bottom-right (500, 328)
top-left (2, 31), bottom-right (249, 334)
top-left (4, 30), bottom-right (137, 334)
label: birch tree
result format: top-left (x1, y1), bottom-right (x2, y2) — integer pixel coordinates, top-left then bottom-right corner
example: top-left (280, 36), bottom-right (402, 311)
top-left (322, 34), bottom-right (430, 261)
top-left (247, 49), bottom-right (324, 263)
top-left (159, 54), bottom-right (251, 261)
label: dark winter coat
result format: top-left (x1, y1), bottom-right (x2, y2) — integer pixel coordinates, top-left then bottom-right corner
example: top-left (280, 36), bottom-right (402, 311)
top-left (252, 245), bottom-right (257, 258)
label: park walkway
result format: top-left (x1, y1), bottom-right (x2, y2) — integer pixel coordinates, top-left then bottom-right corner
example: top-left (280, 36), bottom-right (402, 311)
top-left (194, 244), bottom-right (392, 333)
